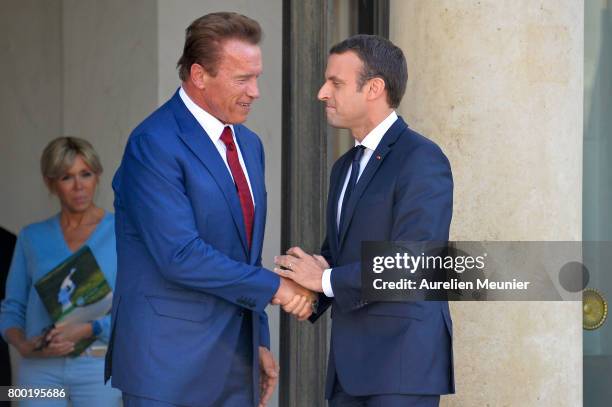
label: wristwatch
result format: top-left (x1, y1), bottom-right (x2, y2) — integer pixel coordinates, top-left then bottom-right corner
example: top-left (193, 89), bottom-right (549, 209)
top-left (90, 320), bottom-right (103, 337)
top-left (311, 299), bottom-right (319, 314)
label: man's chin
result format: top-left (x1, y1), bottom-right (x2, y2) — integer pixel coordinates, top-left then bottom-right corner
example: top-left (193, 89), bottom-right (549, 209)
top-left (325, 117), bottom-right (345, 129)
top-left (226, 115), bottom-right (248, 125)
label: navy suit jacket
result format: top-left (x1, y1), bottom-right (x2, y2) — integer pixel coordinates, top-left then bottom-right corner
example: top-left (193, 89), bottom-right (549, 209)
top-left (315, 117), bottom-right (455, 398)
top-left (105, 90), bottom-right (279, 406)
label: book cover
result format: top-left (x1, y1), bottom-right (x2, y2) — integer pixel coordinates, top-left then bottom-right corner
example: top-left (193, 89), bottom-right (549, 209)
top-left (34, 245), bottom-right (112, 356)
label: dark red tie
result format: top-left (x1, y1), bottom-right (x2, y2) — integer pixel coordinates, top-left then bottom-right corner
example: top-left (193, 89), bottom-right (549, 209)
top-left (220, 127), bottom-right (254, 248)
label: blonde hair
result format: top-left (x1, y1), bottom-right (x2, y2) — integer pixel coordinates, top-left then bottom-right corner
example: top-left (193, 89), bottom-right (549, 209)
top-left (40, 137), bottom-right (103, 187)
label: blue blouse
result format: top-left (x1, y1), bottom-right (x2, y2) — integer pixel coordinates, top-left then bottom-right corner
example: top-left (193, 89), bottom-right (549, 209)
top-left (0, 212), bottom-right (116, 344)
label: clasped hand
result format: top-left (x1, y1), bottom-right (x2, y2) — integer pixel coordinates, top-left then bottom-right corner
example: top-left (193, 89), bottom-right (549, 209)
top-left (15, 323), bottom-right (92, 358)
top-left (270, 247), bottom-right (330, 320)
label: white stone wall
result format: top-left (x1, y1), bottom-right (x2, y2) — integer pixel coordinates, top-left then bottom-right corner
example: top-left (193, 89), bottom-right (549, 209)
top-left (62, 0), bottom-right (158, 215)
top-left (0, 0), bottom-right (157, 231)
top-left (0, 0), bottom-right (63, 233)
top-left (391, 1), bottom-right (583, 405)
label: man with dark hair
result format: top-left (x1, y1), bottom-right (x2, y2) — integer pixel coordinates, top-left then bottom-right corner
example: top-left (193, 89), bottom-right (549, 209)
top-left (274, 34), bottom-right (455, 406)
top-left (107, 12), bottom-right (314, 407)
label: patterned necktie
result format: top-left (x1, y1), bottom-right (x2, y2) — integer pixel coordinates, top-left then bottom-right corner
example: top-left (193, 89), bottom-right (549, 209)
top-left (220, 126), bottom-right (254, 248)
top-left (339, 145), bottom-right (366, 233)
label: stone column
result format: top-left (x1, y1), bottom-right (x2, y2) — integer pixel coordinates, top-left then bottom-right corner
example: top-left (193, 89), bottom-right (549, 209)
top-left (390, 1), bottom-right (583, 405)
top-left (280, 2), bottom-right (333, 406)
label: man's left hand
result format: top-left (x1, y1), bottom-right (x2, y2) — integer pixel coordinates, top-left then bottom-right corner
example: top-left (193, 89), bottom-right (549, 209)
top-left (274, 247), bottom-right (325, 293)
top-left (258, 346), bottom-right (278, 407)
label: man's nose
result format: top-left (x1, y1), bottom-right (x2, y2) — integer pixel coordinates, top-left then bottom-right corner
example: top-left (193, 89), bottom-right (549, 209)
top-left (317, 83), bottom-right (329, 101)
top-left (247, 79), bottom-right (260, 99)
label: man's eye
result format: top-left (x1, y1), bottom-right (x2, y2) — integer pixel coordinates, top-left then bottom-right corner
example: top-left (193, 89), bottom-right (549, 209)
top-left (82, 172), bottom-right (93, 178)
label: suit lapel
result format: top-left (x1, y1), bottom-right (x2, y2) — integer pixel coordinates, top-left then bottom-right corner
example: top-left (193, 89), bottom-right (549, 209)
top-left (170, 92), bottom-right (249, 255)
top-left (338, 118), bottom-right (407, 250)
top-left (234, 127), bottom-right (265, 265)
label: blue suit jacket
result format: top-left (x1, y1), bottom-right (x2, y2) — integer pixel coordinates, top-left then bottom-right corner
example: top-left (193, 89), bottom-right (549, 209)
top-left (315, 117), bottom-right (455, 398)
top-left (105, 90), bottom-right (279, 406)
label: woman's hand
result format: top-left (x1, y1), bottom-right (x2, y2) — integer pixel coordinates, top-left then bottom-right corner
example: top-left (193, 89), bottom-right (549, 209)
top-left (5, 325), bottom-right (82, 359)
top-left (15, 334), bottom-right (75, 358)
top-left (46, 322), bottom-right (92, 345)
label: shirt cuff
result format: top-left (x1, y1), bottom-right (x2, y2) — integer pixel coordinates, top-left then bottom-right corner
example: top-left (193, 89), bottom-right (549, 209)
top-left (322, 268), bottom-right (334, 297)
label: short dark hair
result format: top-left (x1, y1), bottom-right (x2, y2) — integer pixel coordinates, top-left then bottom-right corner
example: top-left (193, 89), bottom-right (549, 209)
top-left (329, 34), bottom-right (407, 108)
top-left (177, 12), bottom-right (262, 81)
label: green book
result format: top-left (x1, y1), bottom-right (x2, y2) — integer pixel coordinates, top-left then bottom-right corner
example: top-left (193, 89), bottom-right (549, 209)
top-left (34, 245), bottom-right (113, 357)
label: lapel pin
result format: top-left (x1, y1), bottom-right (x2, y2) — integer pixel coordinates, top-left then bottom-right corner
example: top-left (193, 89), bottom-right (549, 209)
top-left (376, 155), bottom-right (382, 160)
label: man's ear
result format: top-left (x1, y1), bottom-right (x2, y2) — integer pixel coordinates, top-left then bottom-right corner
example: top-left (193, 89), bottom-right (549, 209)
top-left (367, 77), bottom-right (386, 101)
top-left (190, 63), bottom-right (209, 90)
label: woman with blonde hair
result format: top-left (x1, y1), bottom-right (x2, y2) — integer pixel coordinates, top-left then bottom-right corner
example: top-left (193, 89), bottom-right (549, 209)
top-left (0, 137), bottom-right (120, 406)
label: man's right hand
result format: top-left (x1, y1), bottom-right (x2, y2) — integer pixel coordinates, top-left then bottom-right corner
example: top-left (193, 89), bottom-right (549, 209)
top-left (271, 278), bottom-right (316, 321)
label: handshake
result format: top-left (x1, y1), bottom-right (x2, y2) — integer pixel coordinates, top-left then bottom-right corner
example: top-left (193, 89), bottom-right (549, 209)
top-left (270, 247), bottom-right (329, 321)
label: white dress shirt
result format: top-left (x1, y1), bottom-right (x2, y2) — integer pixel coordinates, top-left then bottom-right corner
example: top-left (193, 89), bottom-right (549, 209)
top-left (322, 111), bottom-right (398, 297)
top-left (179, 87), bottom-right (255, 205)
